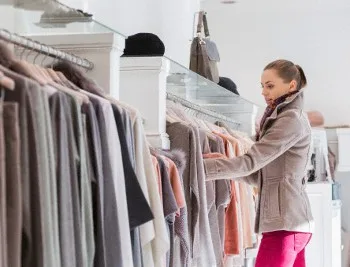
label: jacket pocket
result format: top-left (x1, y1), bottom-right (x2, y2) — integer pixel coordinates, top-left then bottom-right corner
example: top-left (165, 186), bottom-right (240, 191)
top-left (265, 154), bottom-right (285, 178)
top-left (265, 180), bottom-right (282, 219)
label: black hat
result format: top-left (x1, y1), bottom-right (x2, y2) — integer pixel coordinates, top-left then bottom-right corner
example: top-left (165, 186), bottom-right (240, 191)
top-left (123, 33), bottom-right (165, 57)
top-left (218, 77), bottom-right (239, 95)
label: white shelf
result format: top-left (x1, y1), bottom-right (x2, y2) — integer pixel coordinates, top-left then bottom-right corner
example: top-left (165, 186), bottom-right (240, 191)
top-left (326, 128), bottom-right (350, 172)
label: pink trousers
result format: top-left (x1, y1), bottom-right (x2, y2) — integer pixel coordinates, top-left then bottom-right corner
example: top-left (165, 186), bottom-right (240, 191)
top-left (255, 231), bottom-right (312, 267)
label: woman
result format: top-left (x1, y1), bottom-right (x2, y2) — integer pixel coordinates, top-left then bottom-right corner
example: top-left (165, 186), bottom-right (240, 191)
top-left (204, 59), bottom-right (313, 267)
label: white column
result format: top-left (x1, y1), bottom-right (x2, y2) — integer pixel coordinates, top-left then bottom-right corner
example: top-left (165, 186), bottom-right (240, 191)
top-left (120, 56), bottom-right (170, 149)
top-left (23, 32), bottom-right (125, 97)
top-left (306, 183), bottom-right (333, 267)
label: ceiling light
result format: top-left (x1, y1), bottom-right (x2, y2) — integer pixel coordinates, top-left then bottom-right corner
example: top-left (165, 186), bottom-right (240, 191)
top-left (220, 0), bottom-right (237, 4)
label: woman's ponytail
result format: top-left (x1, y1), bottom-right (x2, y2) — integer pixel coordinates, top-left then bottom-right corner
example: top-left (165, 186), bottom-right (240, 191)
top-left (295, 64), bottom-right (307, 89)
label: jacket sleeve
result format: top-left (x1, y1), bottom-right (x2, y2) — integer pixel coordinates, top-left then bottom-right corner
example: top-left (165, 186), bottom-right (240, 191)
top-left (204, 110), bottom-right (307, 181)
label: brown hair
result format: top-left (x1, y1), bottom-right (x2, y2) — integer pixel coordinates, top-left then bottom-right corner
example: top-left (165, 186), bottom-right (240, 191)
top-left (264, 59), bottom-right (307, 90)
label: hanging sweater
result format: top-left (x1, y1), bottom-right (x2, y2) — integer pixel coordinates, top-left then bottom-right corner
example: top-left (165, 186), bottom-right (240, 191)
top-left (167, 122), bottom-right (216, 267)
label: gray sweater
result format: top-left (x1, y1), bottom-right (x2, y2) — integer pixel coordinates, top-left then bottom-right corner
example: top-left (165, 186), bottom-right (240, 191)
top-left (167, 122), bottom-right (216, 267)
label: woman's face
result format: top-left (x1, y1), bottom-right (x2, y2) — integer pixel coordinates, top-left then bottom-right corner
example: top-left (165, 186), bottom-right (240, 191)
top-left (261, 69), bottom-right (297, 106)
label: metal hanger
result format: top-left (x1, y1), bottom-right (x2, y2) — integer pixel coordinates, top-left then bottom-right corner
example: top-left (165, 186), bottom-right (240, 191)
top-left (0, 29), bottom-right (94, 70)
top-left (166, 92), bottom-right (241, 129)
top-left (33, 41), bottom-right (43, 64)
top-left (41, 45), bottom-right (50, 66)
top-left (19, 38), bottom-right (30, 60)
top-left (50, 47), bottom-right (58, 69)
top-left (25, 38), bottom-right (37, 62)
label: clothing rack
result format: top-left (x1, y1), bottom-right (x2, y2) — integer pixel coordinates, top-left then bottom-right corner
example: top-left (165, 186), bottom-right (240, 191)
top-left (0, 28), bottom-right (94, 70)
top-left (166, 92), bottom-right (241, 129)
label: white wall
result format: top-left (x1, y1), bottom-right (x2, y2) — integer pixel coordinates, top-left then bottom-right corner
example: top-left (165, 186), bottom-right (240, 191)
top-left (202, 0), bottom-right (350, 126)
top-left (60, 0), bottom-right (200, 66)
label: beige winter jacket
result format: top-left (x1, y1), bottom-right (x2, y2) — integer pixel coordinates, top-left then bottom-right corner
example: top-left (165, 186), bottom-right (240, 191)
top-left (203, 89), bottom-right (314, 234)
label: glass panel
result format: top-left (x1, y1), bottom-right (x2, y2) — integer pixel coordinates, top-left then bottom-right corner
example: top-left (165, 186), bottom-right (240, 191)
top-left (167, 56), bottom-right (258, 105)
top-left (0, 1), bottom-right (125, 37)
top-left (166, 56), bottom-right (261, 132)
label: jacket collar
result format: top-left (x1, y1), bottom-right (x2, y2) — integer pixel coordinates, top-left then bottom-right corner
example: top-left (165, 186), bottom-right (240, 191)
top-left (260, 88), bottom-right (305, 136)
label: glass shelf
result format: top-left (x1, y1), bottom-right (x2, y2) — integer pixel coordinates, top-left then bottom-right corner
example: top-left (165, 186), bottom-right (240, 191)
top-left (166, 57), bottom-right (258, 106)
top-left (166, 57), bottom-right (261, 133)
top-left (0, 1), bottom-right (125, 37)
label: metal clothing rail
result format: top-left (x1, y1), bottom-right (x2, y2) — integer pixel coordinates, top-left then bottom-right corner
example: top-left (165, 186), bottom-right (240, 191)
top-left (166, 92), bottom-right (241, 129)
top-left (0, 28), bottom-right (94, 70)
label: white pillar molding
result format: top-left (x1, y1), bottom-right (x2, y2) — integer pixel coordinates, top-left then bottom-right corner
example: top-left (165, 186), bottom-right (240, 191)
top-left (120, 56), bottom-right (170, 149)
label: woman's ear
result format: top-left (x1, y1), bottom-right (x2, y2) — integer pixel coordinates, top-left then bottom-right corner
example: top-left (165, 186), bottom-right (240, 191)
top-left (289, 80), bottom-right (298, 92)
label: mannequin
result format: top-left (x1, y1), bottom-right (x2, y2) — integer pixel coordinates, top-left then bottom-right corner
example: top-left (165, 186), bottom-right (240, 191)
top-left (306, 110), bottom-right (324, 127)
